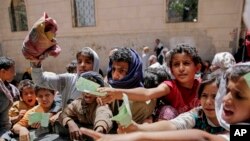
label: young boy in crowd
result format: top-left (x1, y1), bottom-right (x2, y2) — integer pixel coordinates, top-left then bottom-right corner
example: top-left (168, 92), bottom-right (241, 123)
top-left (0, 56), bottom-right (16, 141)
top-left (59, 71), bottom-right (112, 141)
top-left (9, 79), bottom-right (37, 124)
top-left (12, 86), bottom-right (57, 140)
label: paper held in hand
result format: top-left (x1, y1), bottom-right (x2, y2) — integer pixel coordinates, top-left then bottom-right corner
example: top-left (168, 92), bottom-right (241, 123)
top-left (76, 77), bottom-right (107, 96)
top-left (28, 112), bottom-right (50, 127)
top-left (111, 94), bottom-right (132, 128)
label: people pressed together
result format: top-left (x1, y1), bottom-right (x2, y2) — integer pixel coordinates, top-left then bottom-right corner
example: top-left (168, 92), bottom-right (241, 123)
top-left (1, 42), bottom-right (250, 141)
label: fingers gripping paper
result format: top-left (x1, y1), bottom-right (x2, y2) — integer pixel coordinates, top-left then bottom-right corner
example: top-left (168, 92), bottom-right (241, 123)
top-left (111, 94), bottom-right (132, 128)
top-left (76, 77), bottom-right (106, 96)
top-left (28, 112), bottom-right (50, 127)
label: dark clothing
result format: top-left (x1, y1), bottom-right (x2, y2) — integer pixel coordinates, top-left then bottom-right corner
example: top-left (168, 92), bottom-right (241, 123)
top-left (234, 45), bottom-right (250, 63)
top-left (22, 72), bottom-right (32, 80)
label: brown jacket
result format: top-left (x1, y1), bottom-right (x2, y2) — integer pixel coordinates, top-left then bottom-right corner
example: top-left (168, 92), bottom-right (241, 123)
top-left (59, 98), bottom-right (113, 133)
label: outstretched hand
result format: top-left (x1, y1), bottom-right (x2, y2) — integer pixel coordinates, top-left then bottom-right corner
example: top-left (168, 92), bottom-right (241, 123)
top-left (79, 127), bottom-right (141, 141)
top-left (97, 87), bottom-right (123, 105)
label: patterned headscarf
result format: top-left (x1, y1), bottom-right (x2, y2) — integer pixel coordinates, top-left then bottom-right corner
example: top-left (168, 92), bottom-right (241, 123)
top-left (107, 48), bottom-right (143, 88)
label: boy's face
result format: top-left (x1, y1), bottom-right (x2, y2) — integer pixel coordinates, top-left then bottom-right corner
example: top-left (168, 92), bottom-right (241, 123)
top-left (1, 66), bottom-right (16, 82)
top-left (36, 89), bottom-right (55, 110)
top-left (200, 81), bottom-right (218, 121)
top-left (22, 86), bottom-right (36, 107)
top-left (222, 77), bottom-right (250, 124)
top-left (77, 55), bottom-right (94, 74)
top-left (83, 93), bottom-right (96, 104)
top-left (111, 61), bottom-right (129, 81)
top-left (170, 53), bottom-right (200, 88)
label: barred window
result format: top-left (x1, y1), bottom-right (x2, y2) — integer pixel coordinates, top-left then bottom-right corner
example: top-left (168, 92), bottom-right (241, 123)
top-left (166, 0), bottom-right (198, 23)
top-left (9, 0), bottom-right (28, 32)
top-left (71, 0), bottom-right (96, 27)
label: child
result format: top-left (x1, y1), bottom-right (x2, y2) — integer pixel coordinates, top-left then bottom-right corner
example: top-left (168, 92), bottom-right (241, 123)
top-left (99, 44), bottom-right (202, 120)
top-left (58, 71), bottom-right (112, 141)
top-left (31, 47), bottom-right (100, 108)
top-left (9, 79), bottom-right (37, 124)
top-left (80, 62), bottom-right (250, 141)
top-left (0, 56), bottom-right (16, 141)
top-left (118, 74), bottom-right (225, 134)
top-left (12, 86), bottom-right (57, 140)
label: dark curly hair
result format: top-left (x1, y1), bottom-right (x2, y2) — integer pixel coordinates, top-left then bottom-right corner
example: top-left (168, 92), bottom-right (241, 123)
top-left (109, 47), bottom-right (132, 64)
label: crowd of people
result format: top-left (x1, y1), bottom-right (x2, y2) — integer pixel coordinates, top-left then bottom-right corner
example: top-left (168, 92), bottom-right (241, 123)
top-left (1, 35), bottom-right (250, 141)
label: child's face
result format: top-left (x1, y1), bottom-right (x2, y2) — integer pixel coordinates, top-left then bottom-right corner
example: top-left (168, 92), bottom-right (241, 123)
top-left (1, 66), bottom-right (16, 82)
top-left (222, 77), bottom-right (250, 124)
top-left (200, 81), bottom-right (218, 120)
top-left (170, 53), bottom-right (200, 87)
top-left (36, 89), bottom-right (55, 110)
top-left (77, 55), bottom-right (94, 74)
top-left (21, 86), bottom-right (36, 107)
top-left (111, 61), bottom-right (129, 81)
top-left (83, 93), bottom-right (96, 104)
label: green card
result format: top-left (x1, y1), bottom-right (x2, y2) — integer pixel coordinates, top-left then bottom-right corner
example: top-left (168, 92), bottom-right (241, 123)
top-left (28, 112), bottom-right (50, 127)
top-left (111, 94), bottom-right (132, 128)
top-left (76, 77), bottom-right (106, 96)
top-left (244, 72), bottom-right (250, 88)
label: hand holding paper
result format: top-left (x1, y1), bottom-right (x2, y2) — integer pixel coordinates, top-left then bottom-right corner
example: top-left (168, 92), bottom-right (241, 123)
top-left (111, 94), bottom-right (132, 128)
top-left (76, 77), bottom-right (106, 96)
top-left (28, 112), bottom-right (50, 127)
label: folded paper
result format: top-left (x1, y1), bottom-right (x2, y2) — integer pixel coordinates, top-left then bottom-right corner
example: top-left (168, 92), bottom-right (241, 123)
top-left (28, 112), bottom-right (50, 127)
top-left (111, 94), bottom-right (132, 128)
top-left (76, 77), bottom-right (106, 96)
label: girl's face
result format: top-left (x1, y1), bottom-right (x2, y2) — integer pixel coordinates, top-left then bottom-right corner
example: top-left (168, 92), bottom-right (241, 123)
top-left (200, 81), bottom-right (218, 121)
top-left (21, 86), bottom-right (37, 107)
top-left (111, 61), bottom-right (129, 81)
top-left (222, 77), bottom-right (250, 124)
top-left (36, 89), bottom-right (55, 111)
top-left (170, 53), bottom-right (200, 88)
top-left (77, 55), bottom-right (94, 74)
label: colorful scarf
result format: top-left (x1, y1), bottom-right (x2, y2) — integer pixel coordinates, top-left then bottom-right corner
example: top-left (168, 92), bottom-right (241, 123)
top-left (22, 12), bottom-right (61, 61)
top-left (107, 48), bottom-right (143, 88)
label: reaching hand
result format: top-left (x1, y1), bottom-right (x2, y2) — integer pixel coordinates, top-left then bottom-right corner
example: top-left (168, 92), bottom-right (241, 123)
top-left (18, 110), bottom-right (27, 119)
top-left (117, 121), bottom-right (139, 134)
top-left (67, 120), bottom-right (82, 140)
top-left (30, 122), bottom-right (41, 129)
top-left (97, 87), bottom-right (122, 104)
top-left (19, 127), bottom-right (30, 141)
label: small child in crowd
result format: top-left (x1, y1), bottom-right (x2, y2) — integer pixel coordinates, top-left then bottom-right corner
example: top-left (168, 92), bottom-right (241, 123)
top-left (0, 56), bottom-right (16, 141)
top-left (99, 44), bottom-right (202, 120)
top-left (80, 62), bottom-right (250, 141)
top-left (9, 79), bottom-right (37, 124)
top-left (12, 86), bottom-right (57, 140)
top-left (59, 71), bottom-right (112, 141)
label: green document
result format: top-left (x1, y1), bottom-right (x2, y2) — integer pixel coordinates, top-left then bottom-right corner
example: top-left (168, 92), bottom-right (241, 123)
top-left (111, 94), bottom-right (132, 128)
top-left (76, 77), bottom-right (106, 96)
top-left (28, 112), bottom-right (50, 127)
top-left (244, 72), bottom-right (250, 88)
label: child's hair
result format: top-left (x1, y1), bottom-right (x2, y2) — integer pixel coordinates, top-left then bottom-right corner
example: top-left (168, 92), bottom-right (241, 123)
top-left (76, 47), bottom-right (95, 61)
top-left (18, 79), bottom-right (36, 96)
top-left (166, 44), bottom-right (201, 68)
top-left (110, 47), bottom-right (132, 64)
top-left (0, 56), bottom-right (15, 70)
top-left (198, 74), bottom-right (219, 99)
top-left (66, 60), bottom-right (77, 73)
top-left (35, 86), bottom-right (55, 95)
top-left (143, 67), bottom-right (171, 88)
top-left (80, 71), bottom-right (104, 87)
top-left (225, 63), bottom-right (250, 82)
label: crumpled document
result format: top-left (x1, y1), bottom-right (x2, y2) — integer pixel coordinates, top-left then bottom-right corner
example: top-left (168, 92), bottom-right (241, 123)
top-left (22, 12), bottom-right (61, 61)
top-left (111, 94), bottom-right (132, 128)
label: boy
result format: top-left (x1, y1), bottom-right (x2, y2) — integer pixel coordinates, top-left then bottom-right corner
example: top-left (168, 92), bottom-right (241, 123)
top-left (59, 71), bottom-right (112, 141)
